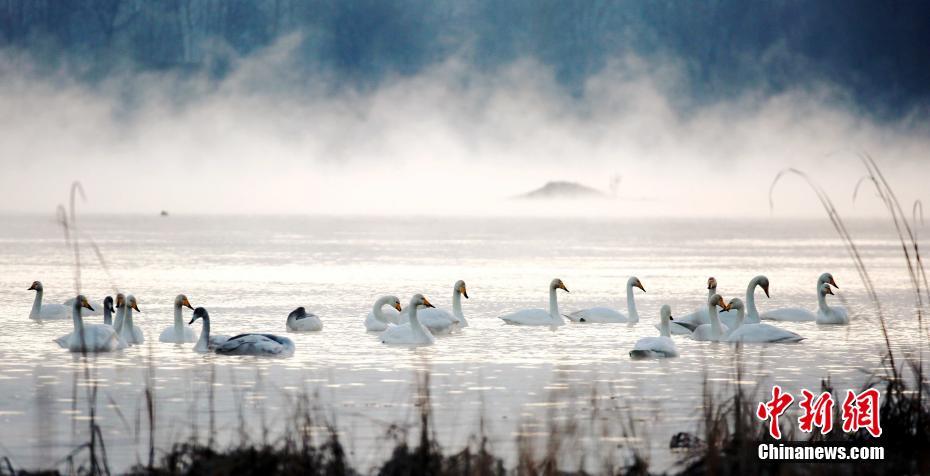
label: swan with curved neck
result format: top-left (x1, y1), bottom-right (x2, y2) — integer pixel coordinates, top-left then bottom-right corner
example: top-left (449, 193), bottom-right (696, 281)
top-left (397, 280), bottom-right (470, 333)
top-left (724, 298), bottom-right (803, 343)
top-left (690, 294), bottom-right (729, 341)
top-left (119, 295), bottom-right (144, 345)
top-left (159, 294), bottom-right (198, 343)
top-left (630, 304), bottom-right (679, 358)
top-left (718, 275), bottom-right (770, 327)
top-left (365, 296), bottom-right (403, 332)
top-left (380, 294), bottom-right (436, 346)
top-left (55, 295), bottom-right (124, 352)
top-left (28, 281), bottom-right (70, 320)
top-left (499, 278), bottom-right (569, 326)
top-left (113, 293), bottom-right (127, 333)
top-left (761, 272), bottom-right (838, 322)
top-left (286, 307), bottom-right (323, 332)
top-left (190, 307), bottom-right (292, 356)
top-left (567, 277), bottom-right (645, 324)
top-left (816, 282), bottom-right (849, 325)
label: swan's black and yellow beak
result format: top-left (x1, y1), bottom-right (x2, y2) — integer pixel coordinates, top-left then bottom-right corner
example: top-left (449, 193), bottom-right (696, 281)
top-left (423, 297), bottom-right (435, 308)
top-left (762, 283), bottom-right (770, 298)
top-left (707, 277), bottom-right (717, 289)
top-left (392, 302), bottom-right (403, 312)
top-left (461, 285), bottom-right (469, 299)
top-left (131, 302), bottom-right (141, 312)
top-left (557, 281), bottom-right (569, 293)
top-left (829, 276), bottom-right (838, 288)
top-left (824, 287), bottom-right (835, 296)
top-left (81, 298), bottom-right (94, 312)
top-left (182, 297), bottom-right (194, 310)
top-left (634, 280), bottom-right (645, 293)
top-left (28, 282), bottom-right (39, 291)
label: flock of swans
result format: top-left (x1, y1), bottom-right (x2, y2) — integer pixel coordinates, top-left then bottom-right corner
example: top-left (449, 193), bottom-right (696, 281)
top-left (26, 272), bottom-right (848, 358)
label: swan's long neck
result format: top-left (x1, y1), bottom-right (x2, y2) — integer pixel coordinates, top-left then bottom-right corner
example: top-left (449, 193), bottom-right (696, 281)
top-left (659, 316), bottom-right (671, 337)
top-left (626, 283), bottom-right (639, 324)
top-left (734, 306), bottom-right (746, 330)
top-left (71, 300), bottom-right (84, 334)
top-left (707, 286), bottom-right (716, 300)
top-left (196, 316), bottom-right (211, 351)
top-left (548, 287), bottom-right (563, 323)
top-left (373, 299), bottom-right (391, 323)
top-left (408, 306), bottom-right (429, 338)
top-left (29, 290), bottom-right (42, 320)
top-left (174, 304), bottom-right (184, 337)
top-left (745, 279), bottom-right (760, 322)
top-left (452, 289), bottom-right (466, 324)
top-left (114, 305), bottom-right (125, 333)
top-left (125, 306), bottom-right (134, 333)
top-left (103, 304), bottom-right (112, 325)
top-left (817, 290), bottom-right (829, 313)
top-left (708, 302), bottom-right (723, 338)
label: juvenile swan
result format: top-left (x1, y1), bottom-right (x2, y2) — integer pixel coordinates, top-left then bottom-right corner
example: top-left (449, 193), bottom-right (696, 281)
top-left (286, 307), bottom-right (323, 332)
top-left (381, 294), bottom-right (437, 347)
top-left (499, 278), bottom-right (569, 326)
top-left (816, 282), bottom-right (849, 325)
top-left (190, 307), bottom-right (294, 356)
top-left (28, 281), bottom-right (70, 320)
top-left (568, 276), bottom-right (644, 324)
top-left (55, 295), bottom-right (124, 353)
top-left (187, 307), bottom-right (230, 352)
top-left (629, 305), bottom-right (679, 359)
top-left (159, 294), bottom-right (198, 343)
top-left (365, 296), bottom-right (403, 332)
top-left (762, 273), bottom-right (838, 322)
top-left (724, 298), bottom-right (804, 343)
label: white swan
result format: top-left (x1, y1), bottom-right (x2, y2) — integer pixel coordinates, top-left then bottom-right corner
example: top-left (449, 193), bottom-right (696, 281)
top-left (629, 304), bottom-right (679, 359)
top-left (567, 276), bottom-right (644, 324)
top-left (286, 307), bottom-right (323, 332)
top-left (499, 278), bottom-right (569, 326)
top-left (718, 275), bottom-right (769, 328)
top-left (816, 283), bottom-right (849, 325)
top-left (28, 281), bottom-right (70, 320)
top-left (761, 272), bottom-right (837, 322)
top-left (113, 293), bottom-right (126, 333)
top-left (381, 294), bottom-right (436, 347)
top-left (724, 298), bottom-right (804, 343)
top-left (188, 308), bottom-right (230, 352)
top-left (54, 295), bottom-right (125, 352)
top-left (158, 294), bottom-right (198, 343)
top-left (190, 307), bottom-right (294, 356)
top-left (118, 295), bottom-right (145, 345)
top-left (365, 296), bottom-right (403, 332)
top-left (690, 294), bottom-right (729, 342)
top-left (397, 280), bottom-right (470, 334)
top-left (674, 276), bottom-right (767, 332)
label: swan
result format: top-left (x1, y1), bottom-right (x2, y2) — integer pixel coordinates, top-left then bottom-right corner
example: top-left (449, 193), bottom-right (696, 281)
top-left (718, 275), bottom-right (769, 328)
top-left (816, 282), bottom-right (849, 325)
top-left (190, 307), bottom-right (294, 356)
top-left (112, 293), bottom-right (126, 333)
top-left (674, 276), bottom-right (765, 332)
top-left (286, 307), bottom-right (323, 332)
top-left (159, 294), bottom-right (198, 343)
top-left (669, 277), bottom-right (723, 334)
top-left (397, 280), bottom-right (470, 334)
top-left (567, 276), bottom-right (644, 324)
top-left (54, 295), bottom-right (125, 352)
top-left (118, 295), bottom-right (144, 345)
top-left (761, 273), bottom-right (838, 322)
top-left (499, 278), bottom-right (569, 326)
top-left (724, 298), bottom-right (804, 343)
top-left (365, 296), bottom-right (403, 332)
top-left (101, 296), bottom-right (115, 325)
top-left (689, 294), bottom-right (729, 342)
top-left (381, 294), bottom-right (436, 347)
top-left (27, 281), bottom-right (70, 320)
top-left (629, 304), bottom-right (679, 359)
top-left (187, 308), bottom-right (230, 352)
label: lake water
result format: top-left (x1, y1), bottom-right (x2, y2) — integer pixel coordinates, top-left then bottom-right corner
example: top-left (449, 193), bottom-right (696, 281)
top-left (0, 214), bottom-right (921, 473)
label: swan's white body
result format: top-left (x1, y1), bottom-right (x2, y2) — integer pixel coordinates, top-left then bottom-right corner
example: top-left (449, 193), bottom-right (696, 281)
top-left (55, 296), bottom-right (125, 352)
top-left (118, 295), bottom-right (144, 345)
top-left (690, 294), bottom-right (729, 342)
top-left (499, 279), bottom-right (568, 326)
top-left (381, 295), bottom-right (436, 347)
top-left (816, 283), bottom-right (849, 325)
top-left (568, 277), bottom-right (643, 324)
top-left (724, 298), bottom-right (804, 343)
top-left (397, 280), bottom-right (469, 334)
top-left (159, 295), bottom-right (198, 343)
top-left (286, 307), bottom-right (323, 332)
top-left (630, 305), bottom-right (679, 358)
top-left (28, 282), bottom-right (70, 320)
top-left (365, 296), bottom-right (403, 332)
top-left (761, 273), bottom-right (836, 322)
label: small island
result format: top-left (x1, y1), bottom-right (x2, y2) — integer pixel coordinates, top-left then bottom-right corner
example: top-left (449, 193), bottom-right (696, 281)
top-left (514, 181), bottom-right (611, 200)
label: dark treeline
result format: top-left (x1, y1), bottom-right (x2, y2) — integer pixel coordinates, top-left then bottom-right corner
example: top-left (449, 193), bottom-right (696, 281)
top-left (1, 0), bottom-right (929, 118)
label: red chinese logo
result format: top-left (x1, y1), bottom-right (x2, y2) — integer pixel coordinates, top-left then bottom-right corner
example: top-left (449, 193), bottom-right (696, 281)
top-left (757, 385), bottom-right (794, 439)
top-left (797, 390), bottom-right (834, 434)
top-left (842, 388), bottom-right (882, 437)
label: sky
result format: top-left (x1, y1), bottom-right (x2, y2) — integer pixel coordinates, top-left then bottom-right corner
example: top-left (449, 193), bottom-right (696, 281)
top-left (0, 1), bottom-right (928, 217)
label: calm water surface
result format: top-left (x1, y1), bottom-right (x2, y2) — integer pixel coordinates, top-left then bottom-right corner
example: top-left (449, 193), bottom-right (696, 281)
top-left (0, 215), bottom-right (922, 472)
